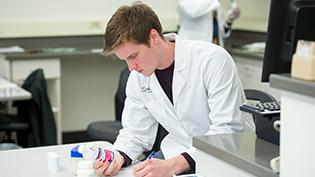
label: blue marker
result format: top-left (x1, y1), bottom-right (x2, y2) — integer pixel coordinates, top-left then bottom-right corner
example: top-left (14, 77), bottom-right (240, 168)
top-left (146, 151), bottom-right (156, 160)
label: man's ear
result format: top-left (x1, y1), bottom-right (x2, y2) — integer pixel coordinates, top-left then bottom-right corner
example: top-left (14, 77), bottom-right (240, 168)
top-left (149, 29), bottom-right (160, 43)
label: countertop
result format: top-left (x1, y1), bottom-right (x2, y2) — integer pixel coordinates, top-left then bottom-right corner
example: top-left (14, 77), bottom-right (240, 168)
top-left (270, 74), bottom-right (315, 98)
top-left (1, 48), bottom-right (106, 60)
top-left (227, 47), bottom-right (264, 60)
top-left (193, 132), bottom-right (279, 177)
top-left (0, 30), bottom-right (266, 61)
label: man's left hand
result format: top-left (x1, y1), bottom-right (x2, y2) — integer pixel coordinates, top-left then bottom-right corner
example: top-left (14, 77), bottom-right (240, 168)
top-left (133, 158), bottom-right (174, 177)
top-left (132, 155), bottom-right (190, 177)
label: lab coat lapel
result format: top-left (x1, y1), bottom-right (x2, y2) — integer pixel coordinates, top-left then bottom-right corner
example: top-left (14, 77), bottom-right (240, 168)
top-left (150, 73), bottom-right (176, 117)
top-left (150, 72), bottom-right (190, 139)
top-left (173, 36), bottom-right (188, 108)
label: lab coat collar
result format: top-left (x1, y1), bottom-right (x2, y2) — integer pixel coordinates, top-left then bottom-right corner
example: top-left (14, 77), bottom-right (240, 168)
top-left (164, 33), bottom-right (187, 72)
top-left (169, 34), bottom-right (188, 107)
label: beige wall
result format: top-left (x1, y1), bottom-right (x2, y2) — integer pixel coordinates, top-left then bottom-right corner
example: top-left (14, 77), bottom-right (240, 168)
top-left (0, 0), bottom-right (178, 38)
top-left (0, 0), bottom-right (271, 37)
top-left (221, 0), bottom-right (270, 32)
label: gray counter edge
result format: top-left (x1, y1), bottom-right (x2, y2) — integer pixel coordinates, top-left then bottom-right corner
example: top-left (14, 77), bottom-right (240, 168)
top-left (270, 74), bottom-right (315, 98)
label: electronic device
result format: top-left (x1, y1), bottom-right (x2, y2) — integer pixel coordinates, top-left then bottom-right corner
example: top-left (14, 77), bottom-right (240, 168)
top-left (240, 101), bottom-right (280, 117)
top-left (261, 0), bottom-right (315, 82)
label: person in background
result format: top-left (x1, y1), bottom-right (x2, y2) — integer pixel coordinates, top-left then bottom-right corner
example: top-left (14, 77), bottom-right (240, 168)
top-left (177, 0), bottom-right (241, 46)
top-left (94, 1), bottom-right (251, 177)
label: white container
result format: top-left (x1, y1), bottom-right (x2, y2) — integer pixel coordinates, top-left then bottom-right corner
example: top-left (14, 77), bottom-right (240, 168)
top-left (47, 151), bottom-right (60, 173)
top-left (77, 160), bottom-right (95, 177)
top-left (78, 144), bottom-right (115, 162)
top-left (71, 145), bottom-right (84, 175)
top-left (291, 40), bottom-right (315, 80)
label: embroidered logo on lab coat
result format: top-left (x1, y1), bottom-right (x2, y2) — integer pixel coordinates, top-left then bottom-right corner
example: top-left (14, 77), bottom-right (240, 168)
top-left (141, 86), bottom-right (152, 93)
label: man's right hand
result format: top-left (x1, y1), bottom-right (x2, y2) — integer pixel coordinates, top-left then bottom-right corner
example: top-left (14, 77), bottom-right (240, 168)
top-left (93, 151), bottom-right (125, 176)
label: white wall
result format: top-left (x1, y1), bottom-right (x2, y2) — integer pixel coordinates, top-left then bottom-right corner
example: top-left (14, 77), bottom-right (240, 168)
top-left (221, 0), bottom-right (270, 32)
top-left (0, 0), bottom-right (178, 37)
top-left (0, 0), bottom-right (270, 37)
top-left (0, 0), bottom-right (177, 22)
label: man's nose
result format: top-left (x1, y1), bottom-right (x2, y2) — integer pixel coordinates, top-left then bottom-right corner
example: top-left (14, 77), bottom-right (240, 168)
top-left (126, 60), bottom-right (137, 71)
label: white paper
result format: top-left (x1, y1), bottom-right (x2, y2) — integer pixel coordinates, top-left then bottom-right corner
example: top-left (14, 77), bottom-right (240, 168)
top-left (115, 167), bottom-right (134, 177)
top-left (0, 45), bottom-right (25, 53)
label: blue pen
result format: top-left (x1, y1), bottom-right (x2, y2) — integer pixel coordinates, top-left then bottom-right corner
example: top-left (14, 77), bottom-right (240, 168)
top-left (146, 151), bottom-right (156, 160)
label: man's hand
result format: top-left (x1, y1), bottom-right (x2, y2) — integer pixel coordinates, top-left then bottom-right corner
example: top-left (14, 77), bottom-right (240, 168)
top-left (93, 151), bottom-right (125, 176)
top-left (226, 2), bottom-right (241, 24)
top-left (133, 155), bottom-right (190, 177)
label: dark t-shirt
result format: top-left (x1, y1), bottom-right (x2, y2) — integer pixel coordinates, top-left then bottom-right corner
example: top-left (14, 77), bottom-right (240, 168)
top-left (155, 62), bottom-right (175, 104)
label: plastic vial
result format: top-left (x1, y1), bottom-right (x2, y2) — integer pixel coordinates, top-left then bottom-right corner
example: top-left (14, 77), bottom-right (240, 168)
top-left (77, 160), bottom-right (95, 177)
top-left (47, 151), bottom-right (60, 173)
top-left (78, 144), bottom-right (115, 162)
top-left (70, 145), bottom-right (84, 175)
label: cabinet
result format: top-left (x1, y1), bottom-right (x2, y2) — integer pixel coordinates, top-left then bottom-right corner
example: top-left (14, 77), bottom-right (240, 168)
top-left (0, 57), bottom-right (62, 144)
top-left (270, 74), bottom-right (315, 177)
top-left (193, 133), bottom-right (279, 177)
top-left (195, 149), bottom-right (255, 177)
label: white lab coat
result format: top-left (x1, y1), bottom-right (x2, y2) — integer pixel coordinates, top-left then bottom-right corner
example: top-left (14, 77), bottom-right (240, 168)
top-left (113, 34), bottom-right (252, 160)
top-left (177, 0), bottom-right (229, 46)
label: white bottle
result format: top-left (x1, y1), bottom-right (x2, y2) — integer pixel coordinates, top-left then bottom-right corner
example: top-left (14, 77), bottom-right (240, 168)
top-left (46, 151), bottom-right (60, 173)
top-left (77, 160), bottom-right (95, 177)
top-left (70, 145), bottom-right (84, 175)
top-left (78, 144), bottom-right (116, 162)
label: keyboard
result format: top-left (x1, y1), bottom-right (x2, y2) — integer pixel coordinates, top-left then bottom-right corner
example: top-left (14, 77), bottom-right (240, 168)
top-left (240, 101), bottom-right (281, 117)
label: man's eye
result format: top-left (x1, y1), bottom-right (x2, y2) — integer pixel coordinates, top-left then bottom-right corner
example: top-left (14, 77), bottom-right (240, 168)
top-left (130, 55), bottom-right (136, 59)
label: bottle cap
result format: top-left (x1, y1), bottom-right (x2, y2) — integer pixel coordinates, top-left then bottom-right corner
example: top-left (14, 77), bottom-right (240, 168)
top-left (71, 145), bottom-right (83, 158)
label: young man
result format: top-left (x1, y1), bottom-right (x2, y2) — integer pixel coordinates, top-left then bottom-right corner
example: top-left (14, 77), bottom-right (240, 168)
top-left (94, 2), bottom-right (252, 177)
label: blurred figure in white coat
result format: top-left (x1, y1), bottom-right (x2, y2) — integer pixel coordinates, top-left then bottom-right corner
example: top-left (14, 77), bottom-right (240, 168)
top-left (177, 0), bottom-right (240, 46)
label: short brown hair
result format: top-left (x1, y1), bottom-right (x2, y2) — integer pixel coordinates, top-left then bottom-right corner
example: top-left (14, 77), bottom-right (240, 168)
top-left (103, 1), bottom-right (164, 53)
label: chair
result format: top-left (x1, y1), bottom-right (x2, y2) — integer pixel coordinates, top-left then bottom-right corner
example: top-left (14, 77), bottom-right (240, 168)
top-left (243, 89), bottom-right (279, 145)
top-left (87, 68), bottom-right (168, 152)
top-left (87, 68), bottom-right (129, 143)
top-left (0, 86), bottom-right (29, 147)
top-left (243, 89), bottom-right (278, 123)
top-left (0, 113), bottom-right (29, 145)
top-left (243, 89), bottom-right (277, 103)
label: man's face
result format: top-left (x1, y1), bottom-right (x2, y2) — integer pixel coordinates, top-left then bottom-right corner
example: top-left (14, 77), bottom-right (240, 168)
top-left (114, 41), bottom-right (160, 77)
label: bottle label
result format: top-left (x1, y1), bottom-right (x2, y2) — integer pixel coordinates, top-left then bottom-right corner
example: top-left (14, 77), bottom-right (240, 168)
top-left (97, 147), bottom-right (114, 163)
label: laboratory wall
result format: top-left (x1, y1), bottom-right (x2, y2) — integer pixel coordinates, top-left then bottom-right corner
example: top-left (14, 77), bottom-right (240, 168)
top-left (0, 0), bottom-right (270, 38)
top-left (0, 0), bottom-right (178, 37)
top-left (221, 0), bottom-right (270, 32)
